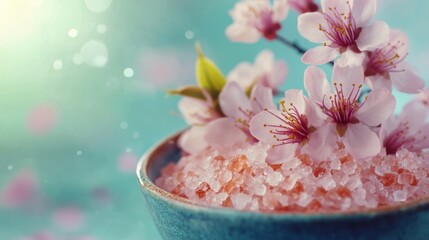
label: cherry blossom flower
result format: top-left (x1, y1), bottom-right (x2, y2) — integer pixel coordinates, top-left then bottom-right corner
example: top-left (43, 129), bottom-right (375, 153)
top-left (179, 82), bottom-right (275, 153)
top-left (380, 99), bottom-right (429, 155)
top-left (249, 89), bottom-right (327, 163)
top-left (288, 0), bottom-right (318, 14)
top-left (298, 0), bottom-right (390, 66)
top-left (227, 50), bottom-right (288, 93)
top-left (365, 30), bottom-right (425, 93)
top-left (226, 0), bottom-right (289, 43)
top-left (204, 82), bottom-right (276, 149)
top-left (304, 64), bottom-right (396, 159)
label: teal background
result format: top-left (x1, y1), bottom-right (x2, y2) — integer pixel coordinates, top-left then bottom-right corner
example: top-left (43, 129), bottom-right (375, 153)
top-left (0, 0), bottom-right (428, 239)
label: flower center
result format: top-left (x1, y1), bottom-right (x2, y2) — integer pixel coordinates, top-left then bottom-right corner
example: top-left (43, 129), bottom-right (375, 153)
top-left (243, 4), bottom-right (280, 40)
top-left (366, 41), bottom-right (408, 76)
top-left (319, 3), bottom-right (358, 48)
top-left (263, 100), bottom-right (310, 146)
top-left (321, 83), bottom-right (362, 126)
top-left (384, 121), bottom-right (428, 154)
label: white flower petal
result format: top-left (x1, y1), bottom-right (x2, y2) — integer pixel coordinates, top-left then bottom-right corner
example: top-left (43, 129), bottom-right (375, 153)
top-left (356, 21), bottom-right (390, 51)
top-left (342, 123), bottom-right (381, 159)
top-left (302, 46), bottom-right (339, 65)
top-left (356, 88), bottom-right (396, 126)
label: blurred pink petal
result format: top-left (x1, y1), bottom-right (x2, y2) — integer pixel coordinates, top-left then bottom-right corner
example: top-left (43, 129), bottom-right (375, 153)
top-left (20, 231), bottom-right (55, 240)
top-left (91, 187), bottom-right (112, 204)
top-left (53, 206), bottom-right (85, 231)
top-left (1, 170), bottom-right (38, 208)
top-left (26, 104), bottom-right (57, 135)
top-left (226, 0), bottom-right (288, 42)
top-left (138, 50), bottom-right (194, 88)
top-left (118, 152), bottom-right (138, 173)
top-left (204, 118), bottom-right (247, 149)
top-left (288, 0), bottom-right (318, 13)
top-left (178, 126), bottom-right (208, 155)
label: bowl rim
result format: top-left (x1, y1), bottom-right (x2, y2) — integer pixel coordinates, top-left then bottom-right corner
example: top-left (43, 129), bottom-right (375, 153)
top-left (136, 130), bottom-right (429, 219)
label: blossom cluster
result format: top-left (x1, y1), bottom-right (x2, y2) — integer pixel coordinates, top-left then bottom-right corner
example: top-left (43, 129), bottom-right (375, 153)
top-left (173, 0), bottom-right (429, 165)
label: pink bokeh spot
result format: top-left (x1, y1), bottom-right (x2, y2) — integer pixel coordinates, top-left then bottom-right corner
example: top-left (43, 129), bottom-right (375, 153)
top-left (91, 187), bottom-right (112, 204)
top-left (53, 206), bottom-right (85, 231)
top-left (1, 170), bottom-right (39, 208)
top-left (26, 104), bottom-right (58, 135)
top-left (138, 50), bottom-right (194, 88)
top-left (118, 152), bottom-right (138, 173)
top-left (20, 231), bottom-right (55, 240)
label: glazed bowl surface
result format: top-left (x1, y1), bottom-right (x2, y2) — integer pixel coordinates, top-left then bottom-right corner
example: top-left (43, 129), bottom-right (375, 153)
top-left (136, 131), bottom-right (429, 240)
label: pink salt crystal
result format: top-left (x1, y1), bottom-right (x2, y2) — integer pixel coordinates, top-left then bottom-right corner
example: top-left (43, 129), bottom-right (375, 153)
top-left (398, 172), bottom-right (417, 186)
top-left (53, 206), bottom-right (84, 231)
top-left (278, 195), bottom-right (289, 206)
top-left (330, 158), bottom-right (341, 170)
top-left (352, 188), bottom-right (366, 204)
top-left (231, 193), bottom-right (251, 210)
top-left (320, 176), bottom-right (336, 191)
top-left (346, 176), bottom-right (362, 191)
top-left (342, 160), bottom-right (357, 175)
top-left (379, 173), bottom-right (398, 187)
top-left (341, 198), bottom-right (352, 210)
top-left (266, 172), bottom-right (283, 186)
top-left (297, 192), bottom-right (312, 207)
top-left (393, 190), bottom-right (408, 202)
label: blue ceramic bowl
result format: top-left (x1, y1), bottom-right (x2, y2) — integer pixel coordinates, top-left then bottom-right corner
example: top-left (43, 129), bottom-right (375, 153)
top-left (137, 131), bottom-right (429, 240)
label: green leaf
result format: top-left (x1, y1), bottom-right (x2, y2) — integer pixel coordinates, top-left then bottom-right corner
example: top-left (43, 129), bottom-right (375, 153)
top-left (167, 85), bottom-right (206, 100)
top-left (195, 43), bottom-right (226, 97)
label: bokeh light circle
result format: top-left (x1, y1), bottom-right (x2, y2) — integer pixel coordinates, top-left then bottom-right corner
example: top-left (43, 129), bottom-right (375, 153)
top-left (68, 28), bottom-right (78, 38)
top-left (97, 24), bottom-right (107, 34)
top-left (53, 59), bottom-right (63, 70)
top-left (80, 40), bottom-right (108, 68)
top-left (123, 68), bottom-right (134, 78)
top-left (84, 0), bottom-right (112, 13)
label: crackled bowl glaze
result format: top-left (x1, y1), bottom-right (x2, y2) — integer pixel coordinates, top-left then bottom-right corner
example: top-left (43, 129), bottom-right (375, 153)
top-left (137, 131), bottom-right (429, 240)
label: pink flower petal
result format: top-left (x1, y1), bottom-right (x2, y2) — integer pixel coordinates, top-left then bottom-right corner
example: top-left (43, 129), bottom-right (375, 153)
top-left (204, 118), bottom-right (247, 149)
top-left (388, 30), bottom-right (409, 58)
top-left (26, 104), bottom-right (57, 135)
top-left (178, 126), bottom-right (208, 154)
top-left (1, 170), bottom-right (38, 208)
top-left (272, 0), bottom-right (289, 22)
top-left (297, 12), bottom-right (328, 43)
top-left (365, 75), bottom-right (392, 92)
top-left (302, 46), bottom-right (339, 65)
top-left (304, 65), bottom-right (331, 103)
top-left (118, 152), bottom-right (138, 173)
top-left (225, 23), bottom-right (260, 43)
top-left (302, 123), bottom-right (337, 162)
top-left (284, 89), bottom-right (306, 113)
top-left (304, 98), bottom-right (326, 127)
top-left (321, 0), bottom-right (349, 14)
top-left (342, 123), bottom-right (381, 159)
top-left (227, 62), bottom-right (257, 90)
top-left (390, 66), bottom-right (425, 94)
top-left (178, 97), bottom-right (218, 125)
top-left (356, 21), bottom-right (390, 51)
top-left (250, 84), bottom-right (276, 112)
top-left (356, 88), bottom-right (396, 126)
top-left (266, 144), bottom-right (298, 164)
top-left (336, 49), bottom-right (365, 67)
top-left (269, 60), bottom-right (288, 90)
top-left (332, 64), bottom-right (364, 97)
top-left (219, 81), bottom-right (251, 120)
top-left (53, 206), bottom-right (85, 231)
top-left (351, 0), bottom-right (377, 27)
top-left (249, 110), bottom-right (285, 145)
top-left (255, 50), bottom-right (275, 73)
